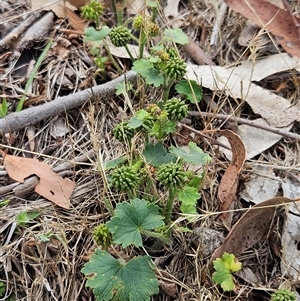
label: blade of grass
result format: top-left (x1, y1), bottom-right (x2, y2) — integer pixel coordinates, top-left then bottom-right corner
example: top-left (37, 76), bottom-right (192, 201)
top-left (0, 97), bottom-right (7, 118)
top-left (16, 39), bottom-right (53, 112)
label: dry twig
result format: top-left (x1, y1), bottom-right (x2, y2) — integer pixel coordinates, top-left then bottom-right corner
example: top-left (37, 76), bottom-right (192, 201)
top-left (0, 71), bottom-right (137, 134)
top-left (189, 111), bottom-right (300, 141)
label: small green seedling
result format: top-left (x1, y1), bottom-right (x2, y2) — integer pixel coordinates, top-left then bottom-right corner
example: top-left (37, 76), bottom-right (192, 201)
top-left (0, 199), bottom-right (10, 207)
top-left (212, 252), bottom-right (242, 292)
top-left (271, 289), bottom-right (296, 301)
top-left (16, 210), bottom-right (41, 227)
top-left (16, 39), bottom-right (53, 112)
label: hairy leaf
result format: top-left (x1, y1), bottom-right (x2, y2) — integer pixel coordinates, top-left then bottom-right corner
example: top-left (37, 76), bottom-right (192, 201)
top-left (84, 26), bottom-right (111, 42)
top-left (169, 142), bottom-right (211, 164)
top-left (82, 249), bottom-right (159, 301)
top-left (163, 28), bottom-right (189, 45)
top-left (143, 142), bottom-right (176, 167)
top-left (128, 109), bottom-right (149, 129)
top-left (107, 198), bottom-right (164, 247)
top-left (175, 80), bottom-right (203, 103)
top-left (178, 186), bottom-right (200, 214)
top-left (132, 59), bottom-right (164, 87)
top-left (212, 252), bottom-right (242, 292)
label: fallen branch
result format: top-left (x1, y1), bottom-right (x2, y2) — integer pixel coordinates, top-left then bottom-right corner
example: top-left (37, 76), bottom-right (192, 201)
top-left (189, 111), bottom-right (300, 141)
top-left (0, 71), bottom-right (137, 134)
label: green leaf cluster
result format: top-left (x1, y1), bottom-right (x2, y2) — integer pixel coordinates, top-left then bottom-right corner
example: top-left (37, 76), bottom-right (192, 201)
top-left (212, 252), bottom-right (242, 292)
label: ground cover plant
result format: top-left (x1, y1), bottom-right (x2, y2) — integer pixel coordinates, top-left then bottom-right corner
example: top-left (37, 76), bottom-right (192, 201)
top-left (0, 0), bottom-right (300, 300)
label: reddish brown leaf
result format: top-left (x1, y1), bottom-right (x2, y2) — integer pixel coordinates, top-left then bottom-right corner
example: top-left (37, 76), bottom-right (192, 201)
top-left (4, 154), bottom-right (75, 208)
top-left (224, 0), bottom-right (300, 58)
top-left (209, 197), bottom-right (299, 272)
top-left (217, 130), bottom-right (246, 227)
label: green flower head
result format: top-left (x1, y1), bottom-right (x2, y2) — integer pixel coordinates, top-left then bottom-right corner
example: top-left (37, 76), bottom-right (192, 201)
top-left (111, 166), bottom-right (139, 192)
top-left (271, 289), bottom-right (296, 301)
top-left (164, 58), bottom-right (187, 80)
top-left (81, 0), bottom-right (103, 22)
top-left (163, 97), bottom-right (188, 121)
top-left (113, 122), bottom-right (135, 142)
top-left (93, 224), bottom-right (112, 248)
top-left (157, 162), bottom-right (188, 187)
top-left (110, 26), bottom-right (131, 47)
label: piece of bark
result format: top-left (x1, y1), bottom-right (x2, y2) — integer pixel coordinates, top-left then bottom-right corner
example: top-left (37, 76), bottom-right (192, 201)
top-left (0, 12), bottom-right (40, 51)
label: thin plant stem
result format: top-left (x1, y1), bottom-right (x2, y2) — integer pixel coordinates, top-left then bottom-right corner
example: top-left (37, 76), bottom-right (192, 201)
top-left (16, 39), bottom-right (53, 112)
top-left (164, 187), bottom-right (177, 224)
top-left (124, 44), bottom-right (135, 61)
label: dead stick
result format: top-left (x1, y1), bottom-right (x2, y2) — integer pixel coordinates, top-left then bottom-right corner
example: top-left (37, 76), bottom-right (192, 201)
top-left (0, 71), bottom-right (137, 135)
top-left (189, 111), bottom-right (300, 141)
top-left (177, 122), bottom-right (231, 150)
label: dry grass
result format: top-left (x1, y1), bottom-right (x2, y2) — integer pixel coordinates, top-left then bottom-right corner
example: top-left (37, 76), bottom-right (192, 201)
top-left (1, 0), bottom-right (300, 300)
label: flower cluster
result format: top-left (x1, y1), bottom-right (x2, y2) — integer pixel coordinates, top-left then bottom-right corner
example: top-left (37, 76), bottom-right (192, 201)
top-left (93, 224), bottom-right (112, 249)
top-left (113, 122), bottom-right (135, 142)
top-left (163, 97), bottom-right (188, 121)
top-left (111, 166), bottom-right (139, 192)
top-left (271, 289), bottom-right (296, 301)
top-left (110, 26), bottom-right (132, 47)
top-left (157, 162), bottom-right (188, 187)
top-left (81, 0), bottom-right (103, 22)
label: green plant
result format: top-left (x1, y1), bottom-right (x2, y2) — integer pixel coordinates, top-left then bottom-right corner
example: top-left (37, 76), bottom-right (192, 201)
top-left (81, 0), bottom-right (103, 27)
top-left (212, 252), bottom-right (242, 292)
top-left (0, 97), bottom-right (8, 118)
top-left (16, 39), bottom-right (53, 112)
top-left (113, 122), bottom-right (135, 142)
top-left (0, 281), bottom-right (5, 297)
top-left (93, 224), bottom-right (112, 250)
top-left (81, 3), bottom-right (211, 301)
top-left (82, 199), bottom-right (164, 301)
top-left (0, 199), bottom-right (10, 207)
top-left (16, 210), bottom-right (41, 227)
top-left (271, 289), bottom-right (296, 301)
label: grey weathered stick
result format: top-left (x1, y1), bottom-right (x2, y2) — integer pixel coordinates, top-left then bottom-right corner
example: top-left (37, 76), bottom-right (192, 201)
top-left (189, 111), bottom-right (300, 141)
top-left (0, 71), bottom-right (137, 134)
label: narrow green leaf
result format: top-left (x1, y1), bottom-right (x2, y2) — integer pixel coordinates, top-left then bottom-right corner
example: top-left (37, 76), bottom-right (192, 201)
top-left (82, 249), bottom-right (159, 301)
top-left (16, 39), bottom-right (53, 112)
top-left (16, 210), bottom-right (41, 227)
top-left (0, 199), bottom-right (10, 207)
top-left (0, 97), bottom-right (8, 118)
